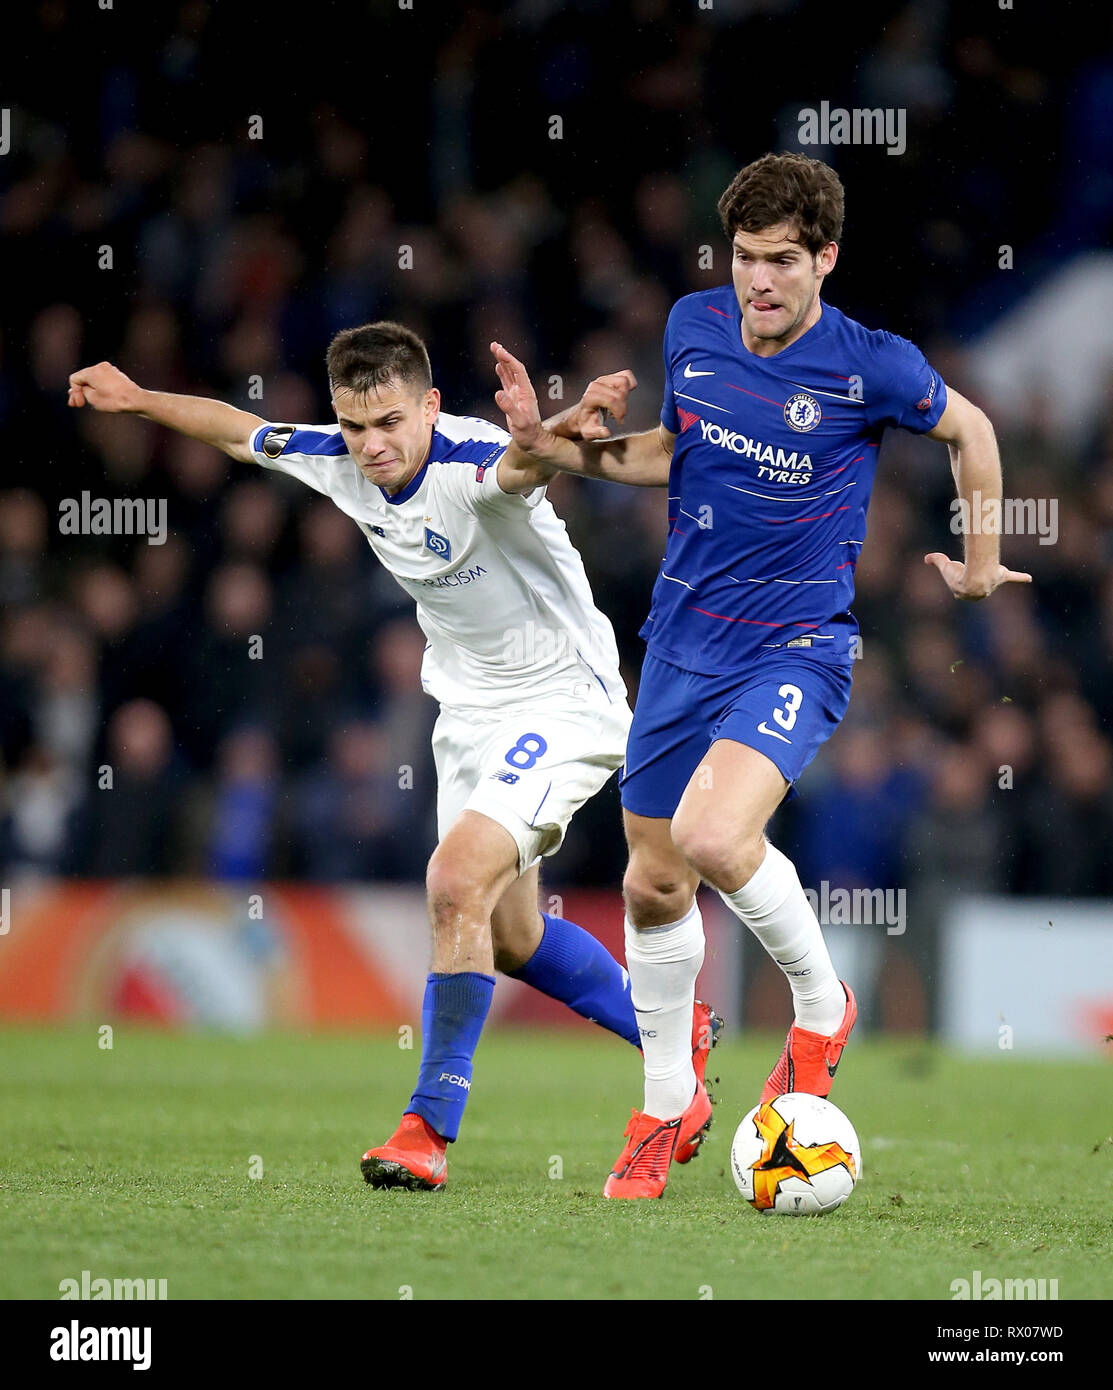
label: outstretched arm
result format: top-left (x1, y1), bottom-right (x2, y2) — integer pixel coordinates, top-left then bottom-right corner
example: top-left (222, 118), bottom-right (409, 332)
top-left (491, 342), bottom-right (673, 494)
top-left (68, 362), bottom-right (264, 464)
top-left (923, 386), bottom-right (1032, 599)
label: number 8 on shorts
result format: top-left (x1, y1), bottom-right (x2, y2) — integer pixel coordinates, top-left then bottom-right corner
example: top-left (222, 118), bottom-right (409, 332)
top-left (505, 733), bottom-right (549, 770)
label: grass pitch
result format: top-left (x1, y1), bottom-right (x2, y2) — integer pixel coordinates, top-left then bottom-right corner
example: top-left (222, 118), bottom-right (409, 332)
top-left (1, 1025), bottom-right (1110, 1301)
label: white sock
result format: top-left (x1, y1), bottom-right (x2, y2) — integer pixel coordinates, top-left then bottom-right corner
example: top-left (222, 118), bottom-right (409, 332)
top-left (624, 900), bottom-right (704, 1121)
top-left (720, 841), bottom-right (844, 1035)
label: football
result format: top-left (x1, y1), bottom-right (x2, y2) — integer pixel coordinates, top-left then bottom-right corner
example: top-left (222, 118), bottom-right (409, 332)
top-left (730, 1093), bottom-right (862, 1215)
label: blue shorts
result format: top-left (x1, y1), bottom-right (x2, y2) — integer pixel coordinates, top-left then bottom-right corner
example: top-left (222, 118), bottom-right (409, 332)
top-left (619, 651), bottom-right (854, 820)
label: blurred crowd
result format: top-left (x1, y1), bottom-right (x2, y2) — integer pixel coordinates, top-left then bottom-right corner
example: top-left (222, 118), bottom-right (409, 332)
top-left (2, 0), bottom-right (1112, 918)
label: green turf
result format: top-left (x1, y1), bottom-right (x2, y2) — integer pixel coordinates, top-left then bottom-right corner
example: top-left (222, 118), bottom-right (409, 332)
top-left (1, 1025), bottom-right (1110, 1300)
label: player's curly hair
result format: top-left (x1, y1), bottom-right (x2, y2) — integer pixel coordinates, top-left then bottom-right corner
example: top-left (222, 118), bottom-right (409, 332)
top-left (326, 321), bottom-right (433, 398)
top-left (718, 153), bottom-right (844, 255)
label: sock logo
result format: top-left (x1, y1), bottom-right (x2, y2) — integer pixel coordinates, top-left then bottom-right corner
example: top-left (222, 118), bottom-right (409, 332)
top-left (439, 1073), bottom-right (471, 1090)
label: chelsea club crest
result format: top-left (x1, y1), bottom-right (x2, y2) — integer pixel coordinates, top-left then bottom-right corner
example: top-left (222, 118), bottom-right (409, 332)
top-left (784, 393), bottom-right (822, 432)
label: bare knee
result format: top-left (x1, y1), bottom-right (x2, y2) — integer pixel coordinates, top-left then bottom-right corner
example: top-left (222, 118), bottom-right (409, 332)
top-left (671, 811), bottom-right (765, 892)
top-left (623, 859), bottom-right (697, 928)
top-left (425, 847), bottom-right (495, 944)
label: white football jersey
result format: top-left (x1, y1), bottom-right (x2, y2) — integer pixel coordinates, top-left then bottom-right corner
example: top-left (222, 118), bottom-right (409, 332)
top-left (247, 411), bottom-right (627, 710)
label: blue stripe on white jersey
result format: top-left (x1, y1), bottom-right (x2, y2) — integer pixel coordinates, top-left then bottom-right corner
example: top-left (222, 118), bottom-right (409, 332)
top-left (288, 428), bottom-right (347, 456)
top-left (250, 420), bottom-right (508, 503)
top-left (427, 428), bottom-right (506, 471)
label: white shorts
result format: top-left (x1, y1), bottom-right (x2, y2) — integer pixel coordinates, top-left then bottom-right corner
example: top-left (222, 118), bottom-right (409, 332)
top-left (432, 680), bottom-right (632, 874)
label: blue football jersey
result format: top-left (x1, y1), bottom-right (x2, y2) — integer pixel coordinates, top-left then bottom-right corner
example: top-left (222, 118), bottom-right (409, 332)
top-left (644, 284), bottom-right (947, 672)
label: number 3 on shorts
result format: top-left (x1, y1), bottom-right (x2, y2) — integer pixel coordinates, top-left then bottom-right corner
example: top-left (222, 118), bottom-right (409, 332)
top-left (505, 733), bottom-right (549, 769)
top-left (772, 684), bottom-right (803, 732)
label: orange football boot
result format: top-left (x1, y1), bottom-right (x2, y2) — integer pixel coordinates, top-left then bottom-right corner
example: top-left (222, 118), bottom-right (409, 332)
top-left (760, 981), bottom-right (857, 1103)
top-left (361, 1113), bottom-right (447, 1191)
top-left (603, 1082), bottom-right (712, 1199)
top-left (675, 999), bottom-right (723, 1164)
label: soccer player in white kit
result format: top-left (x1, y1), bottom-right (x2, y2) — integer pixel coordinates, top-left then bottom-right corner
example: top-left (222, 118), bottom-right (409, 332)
top-left (67, 322), bottom-right (721, 1192)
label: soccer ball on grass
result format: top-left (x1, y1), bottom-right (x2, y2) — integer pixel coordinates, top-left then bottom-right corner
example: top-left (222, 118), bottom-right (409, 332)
top-left (730, 1093), bottom-right (861, 1215)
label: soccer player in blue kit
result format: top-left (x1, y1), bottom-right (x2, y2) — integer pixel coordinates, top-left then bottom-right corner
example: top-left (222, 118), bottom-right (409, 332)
top-left (492, 152), bottom-right (1031, 1198)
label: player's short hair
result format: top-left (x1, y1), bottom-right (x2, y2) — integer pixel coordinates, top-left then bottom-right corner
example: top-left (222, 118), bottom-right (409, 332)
top-left (326, 321), bottom-right (433, 400)
top-left (718, 153), bottom-right (844, 255)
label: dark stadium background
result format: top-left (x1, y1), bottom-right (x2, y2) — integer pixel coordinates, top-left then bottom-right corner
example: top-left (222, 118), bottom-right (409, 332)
top-left (2, 0), bottom-right (1111, 1033)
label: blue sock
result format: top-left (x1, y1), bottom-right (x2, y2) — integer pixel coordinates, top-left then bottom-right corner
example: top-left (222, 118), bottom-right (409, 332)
top-left (509, 912), bottom-right (640, 1048)
top-left (407, 972), bottom-right (495, 1142)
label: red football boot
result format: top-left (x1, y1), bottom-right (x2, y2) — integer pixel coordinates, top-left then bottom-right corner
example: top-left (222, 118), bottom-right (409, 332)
top-left (361, 1113), bottom-right (447, 1191)
top-left (760, 981), bottom-right (858, 1103)
top-left (603, 1082), bottom-right (711, 1199)
top-left (675, 999), bottom-right (723, 1164)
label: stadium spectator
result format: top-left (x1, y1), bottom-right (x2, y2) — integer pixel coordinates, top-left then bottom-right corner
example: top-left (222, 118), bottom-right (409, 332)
top-left (205, 725), bottom-right (282, 882)
top-left (182, 562), bottom-right (277, 768)
top-left (793, 724), bottom-right (925, 895)
top-left (0, 490), bottom-right (49, 608)
top-left (291, 721), bottom-right (423, 881)
top-left (65, 698), bottom-right (186, 875)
